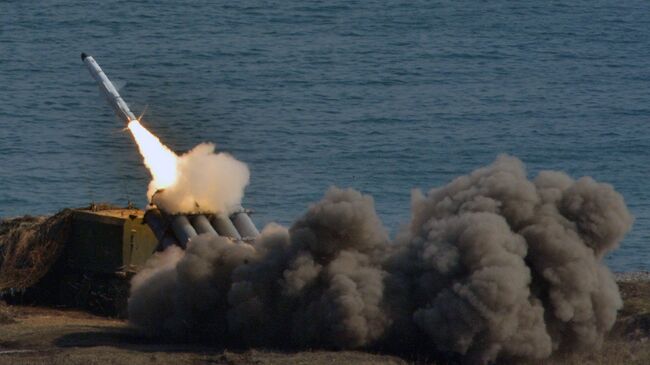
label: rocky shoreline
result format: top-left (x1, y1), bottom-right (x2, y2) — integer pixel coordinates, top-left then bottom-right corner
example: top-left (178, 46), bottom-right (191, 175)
top-left (615, 271), bottom-right (650, 282)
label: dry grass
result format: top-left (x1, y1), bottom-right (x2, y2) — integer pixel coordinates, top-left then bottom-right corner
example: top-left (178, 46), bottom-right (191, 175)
top-left (615, 281), bottom-right (650, 340)
top-left (0, 210), bottom-right (72, 291)
top-left (519, 339), bottom-right (650, 365)
top-left (0, 301), bottom-right (14, 325)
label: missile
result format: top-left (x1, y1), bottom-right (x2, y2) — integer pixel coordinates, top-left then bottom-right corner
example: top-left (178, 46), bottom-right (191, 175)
top-left (81, 52), bottom-right (136, 124)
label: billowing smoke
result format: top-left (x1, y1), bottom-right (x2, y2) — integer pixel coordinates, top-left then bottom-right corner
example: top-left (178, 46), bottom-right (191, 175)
top-left (150, 143), bottom-right (249, 215)
top-left (384, 155), bottom-right (632, 362)
top-left (129, 155), bottom-right (632, 363)
top-left (130, 188), bottom-right (391, 347)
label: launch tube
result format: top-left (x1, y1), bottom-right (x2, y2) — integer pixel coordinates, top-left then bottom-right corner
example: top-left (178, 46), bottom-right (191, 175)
top-left (211, 213), bottom-right (242, 239)
top-left (191, 215), bottom-right (219, 236)
top-left (232, 211), bottom-right (259, 238)
top-left (170, 215), bottom-right (197, 248)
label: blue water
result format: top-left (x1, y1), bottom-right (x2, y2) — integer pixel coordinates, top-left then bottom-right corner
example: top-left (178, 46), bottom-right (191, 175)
top-left (1, 1), bottom-right (649, 271)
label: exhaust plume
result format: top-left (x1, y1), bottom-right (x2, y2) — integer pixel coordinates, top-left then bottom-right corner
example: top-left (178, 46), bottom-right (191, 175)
top-left (151, 143), bottom-right (250, 215)
top-left (127, 120), bottom-right (249, 215)
top-left (127, 120), bottom-right (178, 192)
top-left (128, 155), bottom-right (632, 363)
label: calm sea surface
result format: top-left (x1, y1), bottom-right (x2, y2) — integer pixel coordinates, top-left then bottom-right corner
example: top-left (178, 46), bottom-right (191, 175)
top-left (1, 1), bottom-right (649, 271)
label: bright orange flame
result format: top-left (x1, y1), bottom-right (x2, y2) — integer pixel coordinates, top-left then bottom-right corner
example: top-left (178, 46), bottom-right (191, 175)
top-left (127, 120), bottom-right (178, 192)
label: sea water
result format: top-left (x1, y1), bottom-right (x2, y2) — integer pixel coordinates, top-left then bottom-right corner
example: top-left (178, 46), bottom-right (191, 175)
top-left (1, 1), bottom-right (649, 271)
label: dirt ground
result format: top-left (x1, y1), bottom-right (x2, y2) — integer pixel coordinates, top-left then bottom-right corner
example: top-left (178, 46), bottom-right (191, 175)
top-left (1, 281), bottom-right (649, 365)
top-left (0, 304), bottom-right (406, 365)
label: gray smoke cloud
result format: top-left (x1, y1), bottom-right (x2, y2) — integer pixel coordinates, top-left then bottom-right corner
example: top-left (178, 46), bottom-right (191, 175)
top-left (128, 155), bottom-right (632, 363)
top-left (131, 188), bottom-right (390, 348)
top-left (386, 155), bottom-right (632, 362)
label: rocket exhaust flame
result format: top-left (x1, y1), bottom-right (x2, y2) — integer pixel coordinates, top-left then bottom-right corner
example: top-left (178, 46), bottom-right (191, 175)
top-left (127, 120), bottom-right (178, 195)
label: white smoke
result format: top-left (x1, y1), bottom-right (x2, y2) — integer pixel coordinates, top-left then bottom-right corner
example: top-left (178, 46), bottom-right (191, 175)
top-left (150, 142), bottom-right (250, 215)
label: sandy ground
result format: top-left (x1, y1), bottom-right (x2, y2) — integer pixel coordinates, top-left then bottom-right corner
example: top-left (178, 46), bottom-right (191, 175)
top-left (1, 281), bottom-right (650, 365)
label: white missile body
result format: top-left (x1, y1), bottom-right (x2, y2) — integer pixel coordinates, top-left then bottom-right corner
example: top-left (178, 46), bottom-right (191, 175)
top-left (81, 53), bottom-right (136, 124)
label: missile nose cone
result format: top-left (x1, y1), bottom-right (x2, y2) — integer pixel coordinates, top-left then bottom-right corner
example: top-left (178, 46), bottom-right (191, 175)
top-left (81, 52), bottom-right (88, 61)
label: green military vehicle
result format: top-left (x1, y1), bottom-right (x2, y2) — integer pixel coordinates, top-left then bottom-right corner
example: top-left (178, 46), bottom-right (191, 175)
top-left (0, 206), bottom-right (158, 317)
